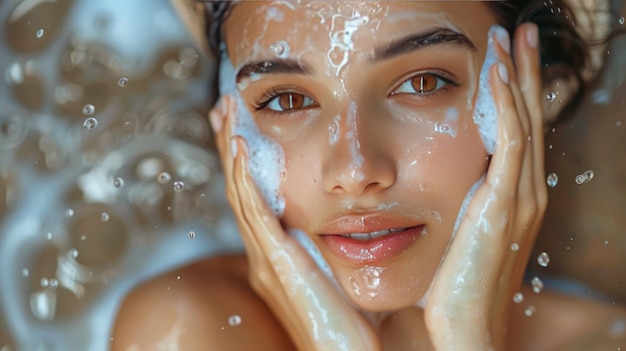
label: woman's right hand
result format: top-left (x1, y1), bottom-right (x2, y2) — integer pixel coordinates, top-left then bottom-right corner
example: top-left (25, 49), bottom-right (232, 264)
top-left (210, 96), bottom-right (381, 351)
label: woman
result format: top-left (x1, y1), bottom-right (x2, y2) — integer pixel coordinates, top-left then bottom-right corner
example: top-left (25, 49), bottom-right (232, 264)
top-left (112, 1), bottom-right (626, 350)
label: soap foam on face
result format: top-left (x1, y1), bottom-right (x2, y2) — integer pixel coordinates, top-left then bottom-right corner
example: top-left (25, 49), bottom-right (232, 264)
top-left (219, 49), bottom-right (286, 216)
top-left (473, 25), bottom-right (508, 155)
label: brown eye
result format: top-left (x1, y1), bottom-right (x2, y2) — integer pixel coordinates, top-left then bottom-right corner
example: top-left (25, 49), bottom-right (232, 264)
top-left (266, 92), bottom-right (315, 112)
top-left (411, 74), bottom-right (438, 93)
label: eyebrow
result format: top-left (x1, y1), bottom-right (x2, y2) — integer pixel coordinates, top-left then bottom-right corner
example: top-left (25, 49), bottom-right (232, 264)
top-left (235, 27), bottom-right (476, 83)
top-left (372, 28), bottom-right (476, 63)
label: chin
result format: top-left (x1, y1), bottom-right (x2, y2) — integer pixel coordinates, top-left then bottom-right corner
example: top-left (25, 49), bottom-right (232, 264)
top-left (338, 275), bottom-right (428, 313)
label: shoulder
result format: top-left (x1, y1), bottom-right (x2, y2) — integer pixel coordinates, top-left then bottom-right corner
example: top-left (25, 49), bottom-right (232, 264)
top-left (111, 254), bottom-right (295, 351)
top-left (508, 285), bottom-right (626, 351)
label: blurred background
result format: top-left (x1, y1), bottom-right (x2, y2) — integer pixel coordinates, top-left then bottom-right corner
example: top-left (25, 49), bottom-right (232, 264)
top-left (0, 0), bottom-right (625, 350)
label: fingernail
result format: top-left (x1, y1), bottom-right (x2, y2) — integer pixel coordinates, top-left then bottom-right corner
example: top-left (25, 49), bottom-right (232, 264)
top-left (526, 23), bottom-right (538, 48)
top-left (231, 137), bottom-right (238, 158)
top-left (209, 109), bottom-right (224, 133)
top-left (491, 25), bottom-right (511, 54)
top-left (497, 62), bottom-right (509, 84)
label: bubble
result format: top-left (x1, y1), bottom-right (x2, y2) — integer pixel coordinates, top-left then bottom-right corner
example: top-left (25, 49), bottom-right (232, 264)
top-left (66, 208), bottom-right (74, 217)
top-left (113, 177), bottom-right (124, 188)
top-left (546, 92), bottom-right (558, 103)
top-left (513, 292), bottom-right (524, 303)
top-left (228, 314), bottom-right (242, 327)
top-left (524, 305), bottom-right (536, 317)
top-left (546, 173), bottom-right (558, 188)
top-left (619, 16), bottom-right (625, 25)
top-left (118, 77), bottom-right (128, 87)
top-left (49, 278), bottom-right (59, 289)
top-left (575, 174), bottom-right (586, 185)
top-left (82, 104), bottom-right (95, 116)
top-left (101, 212), bottom-right (110, 222)
top-left (22, 268), bottom-right (29, 277)
top-left (36, 29), bottom-right (44, 38)
top-left (173, 181), bottom-right (184, 192)
top-left (157, 172), bottom-right (171, 184)
top-left (68, 248), bottom-right (79, 259)
top-left (510, 243), bottom-right (519, 252)
top-left (269, 41), bottom-right (289, 58)
top-left (531, 277), bottom-right (544, 293)
top-left (583, 170), bottom-right (594, 182)
top-left (83, 117), bottom-right (98, 130)
top-left (188, 230), bottom-right (196, 239)
top-left (537, 252), bottom-right (550, 267)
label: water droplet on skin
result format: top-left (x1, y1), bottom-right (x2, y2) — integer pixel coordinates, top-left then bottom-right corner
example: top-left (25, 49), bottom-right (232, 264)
top-left (83, 117), bottom-right (98, 130)
top-left (36, 29), bottom-right (44, 38)
top-left (101, 212), bottom-right (110, 222)
top-left (510, 243), bottom-right (519, 252)
top-left (546, 173), bottom-right (558, 188)
top-left (575, 174), bottom-right (586, 185)
top-left (228, 314), bottom-right (242, 327)
top-left (537, 252), bottom-right (550, 267)
top-left (118, 77), bottom-right (128, 87)
top-left (583, 170), bottom-right (594, 182)
top-left (157, 172), bottom-right (171, 184)
top-left (173, 181), bottom-right (184, 192)
top-left (525, 305), bottom-right (536, 317)
top-left (188, 230), bottom-right (195, 239)
top-left (82, 104), bottom-right (95, 116)
top-left (619, 16), bottom-right (625, 25)
top-left (546, 92), bottom-right (558, 102)
top-left (270, 42), bottom-right (286, 56)
top-left (113, 177), bottom-right (124, 188)
top-left (22, 268), bottom-right (29, 277)
top-left (513, 292), bottom-right (524, 303)
top-left (531, 277), bottom-right (544, 293)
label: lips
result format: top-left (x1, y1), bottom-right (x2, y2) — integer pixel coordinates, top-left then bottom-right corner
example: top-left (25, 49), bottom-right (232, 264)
top-left (318, 214), bottom-right (424, 264)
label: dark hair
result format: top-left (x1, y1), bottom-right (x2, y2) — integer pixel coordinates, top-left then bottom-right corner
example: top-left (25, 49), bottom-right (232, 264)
top-left (206, 0), bottom-right (607, 123)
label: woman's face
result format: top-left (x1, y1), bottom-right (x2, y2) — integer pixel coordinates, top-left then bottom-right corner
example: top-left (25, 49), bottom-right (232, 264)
top-left (222, 1), bottom-right (498, 311)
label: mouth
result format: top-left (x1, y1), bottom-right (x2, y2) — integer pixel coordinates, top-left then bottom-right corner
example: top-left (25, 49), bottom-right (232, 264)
top-left (338, 227), bottom-right (410, 241)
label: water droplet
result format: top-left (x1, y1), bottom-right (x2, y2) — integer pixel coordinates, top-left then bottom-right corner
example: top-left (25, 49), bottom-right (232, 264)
top-left (546, 92), bottom-right (558, 102)
top-left (575, 174), bottom-right (586, 185)
top-left (157, 172), bottom-right (171, 185)
top-left (510, 243), bottom-right (519, 252)
top-left (118, 77), bottom-right (128, 87)
top-left (30, 289), bottom-right (57, 321)
top-left (22, 268), bottom-right (29, 277)
top-left (82, 104), bottom-right (95, 116)
top-left (49, 278), bottom-right (59, 289)
top-left (65, 208), bottom-right (74, 217)
top-left (513, 292), bottom-right (524, 303)
top-left (228, 314), bottom-right (242, 327)
top-left (531, 277), bottom-right (544, 293)
top-left (524, 305), bottom-right (536, 317)
top-left (113, 177), bottom-right (124, 188)
top-left (83, 117), bottom-right (98, 130)
top-left (546, 173), bottom-right (558, 188)
top-left (188, 230), bottom-right (196, 239)
top-left (68, 248), bottom-right (79, 259)
top-left (619, 16), bottom-right (625, 25)
top-left (176, 275), bottom-right (181, 280)
top-left (36, 29), bottom-right (44, 38)
top-left (537, 252), bottom-right (550, 267)
top-left (41, 277), bottom-right (49, 287)
top-left (46, 232), bottom-right (53, 240)
top-left (583, 170), bottom-right (594, 182)
top-left (173, 181), bottom-right (184, 192)
top-left (101, 212), bottom-right (110, 222)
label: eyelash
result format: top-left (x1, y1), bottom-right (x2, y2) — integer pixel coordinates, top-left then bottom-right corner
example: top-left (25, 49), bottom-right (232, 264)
top-left (253, 70), bottom-right (459, 114)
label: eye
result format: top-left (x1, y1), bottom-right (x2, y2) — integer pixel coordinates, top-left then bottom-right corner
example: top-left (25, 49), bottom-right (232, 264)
top-left (392, 72), bottom-right (452, 96)
top-left (263, 92), bottom-right (316, 112)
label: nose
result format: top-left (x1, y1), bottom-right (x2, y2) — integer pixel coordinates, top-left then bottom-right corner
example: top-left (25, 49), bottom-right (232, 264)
top-left (323, 102), bottom-right (396, 195)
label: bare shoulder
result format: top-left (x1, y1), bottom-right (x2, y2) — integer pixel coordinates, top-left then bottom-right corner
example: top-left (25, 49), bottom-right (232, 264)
top-left (111, 254), bottom-right (295, 351)
top-left (508, 285), bottom-right (626, 351)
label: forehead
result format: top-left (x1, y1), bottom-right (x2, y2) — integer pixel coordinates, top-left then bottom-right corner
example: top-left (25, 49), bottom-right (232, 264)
top-left (223, 1), bottom-right (496, 66)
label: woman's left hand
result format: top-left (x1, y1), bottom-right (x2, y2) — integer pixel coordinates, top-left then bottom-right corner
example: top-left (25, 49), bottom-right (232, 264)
top-left (424, 23), bottom-right (547, 350)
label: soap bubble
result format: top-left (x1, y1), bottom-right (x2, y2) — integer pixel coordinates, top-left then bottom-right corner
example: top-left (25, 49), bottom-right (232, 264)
top-left (524, 305), bottom-right (536, 317)
top-left (83, 117), bottom-right (98, 130)
top-left (82, 104), bottom-right (95, 116)
top-left (583, 170), bottom-right (594, 182)
top-left (113, 177), bottom-right (124, 188)
top-left (575, 174), bottom-right (586, 184)
top-left (513, 292), bottom-right (524, 303)
top-left (531, 277), bottom-right (544, 293)
top-left (36, 29), bottom-right (44, 38)
top-left (173, 181), bottom-right (184, 192)
top-left (188, 230), bottom-right (195, 239)
top-left (228, 314), bottom-right (242, 327)
top-left (101, 212), bottom-right (110, 222)
top-left (510, 243), bottom-right (519, 252)
top-left (546, 92), bottom-right (557, 102)
top-left (537, 252), bottom-right (550, 267)
top-left (157, 172), bottom-right (171, 184)
top-left (546, 173), bottom-right (558, 188)
top-left (118, 77), bottom-right (128, 87)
